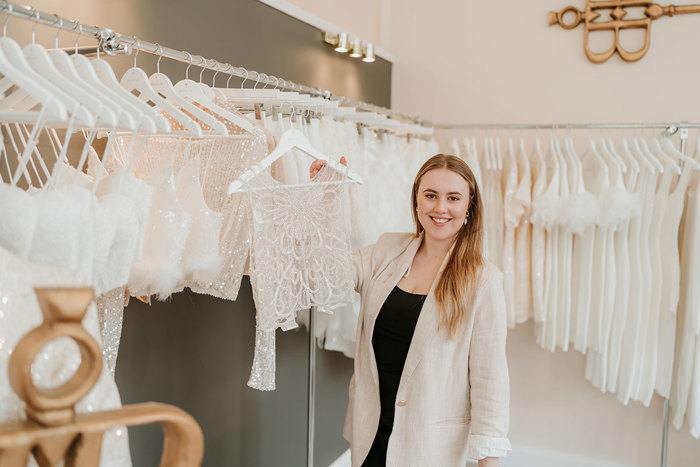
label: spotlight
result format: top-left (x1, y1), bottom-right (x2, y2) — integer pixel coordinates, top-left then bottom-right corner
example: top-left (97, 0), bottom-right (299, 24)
top-left (334, 32), bottom-right (349, 53)
top-left (349, 39), bottom-right (363, 58)
top-left (362, 43), bottom-right (375, 63)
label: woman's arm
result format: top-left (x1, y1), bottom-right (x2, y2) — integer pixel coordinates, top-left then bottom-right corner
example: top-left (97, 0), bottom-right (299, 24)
top-left (466, 270), bottom-right (512, 462)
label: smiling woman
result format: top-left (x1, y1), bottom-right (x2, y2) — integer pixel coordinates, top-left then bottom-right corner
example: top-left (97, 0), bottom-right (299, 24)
top-left (310, 154), bottom-right (510, 466)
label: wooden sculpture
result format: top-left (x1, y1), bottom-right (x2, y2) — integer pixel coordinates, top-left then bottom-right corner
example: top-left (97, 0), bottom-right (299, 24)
top-left (549, 1), bottom-right (700, 63)
top-left (0, 287), bottom-right (204, 466)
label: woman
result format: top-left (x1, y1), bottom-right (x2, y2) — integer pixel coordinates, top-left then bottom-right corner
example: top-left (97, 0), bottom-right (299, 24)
top-left (311, 154), bottom-right (511, 466)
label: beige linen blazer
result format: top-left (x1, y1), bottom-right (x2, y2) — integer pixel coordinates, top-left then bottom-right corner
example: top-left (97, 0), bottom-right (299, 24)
top-left (343, 232), bottom-right (511, 466)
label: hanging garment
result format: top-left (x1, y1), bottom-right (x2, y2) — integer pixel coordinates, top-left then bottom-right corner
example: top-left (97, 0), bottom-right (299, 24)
top-left (655, 164), bottom-right (693, 398)
top-left (530, 148), bottom-right (548, 325)
top-left (502, 148), bottom-right (519, 328)
top-left (617, 167), bottom-right (659, 405)
top-left (175, 155), bottom-right (223, 282)
top-left (634, 164), bottom-right (675, 405)
top-left (127, 155), bottom-right (193, 299)
top-left (246, 163), bottom-right (355, 390)
top-left (671, 183), bottom-right (700, 431)
top-left (606, 163), bottom-right (641, 393)
top-left (513, 145), bottom-right (533, 324)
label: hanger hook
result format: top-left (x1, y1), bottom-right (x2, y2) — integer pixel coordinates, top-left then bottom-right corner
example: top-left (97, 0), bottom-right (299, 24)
top-left (261, 73), bottom-right (270, 89)
top-left (155, 43), bottom-right (163, 73)
top-left (240, 68), bottom-right (248, 88)
top-left (3, 3), bottom-right (12, 37)
top-left (31, 8), bottom-right (40, 44)
top-left (253, 71), bottom-right (261, 89)
top-left (185, 52), bottom-right (193, 80)
top-left (212, 61), bottom-right (220, 87)
top-left (53, 14), bottom-right (63, 49)
top-left (73, 22), bottom-right (83, 54)
top-left (198, 56), bottom-right (206, 83)
top-left (132, 37), bottom-right (140, 67)
top-left (226, 65), bottom-right (234, 88)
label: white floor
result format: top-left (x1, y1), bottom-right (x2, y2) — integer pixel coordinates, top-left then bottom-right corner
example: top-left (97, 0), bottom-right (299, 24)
top-left (329, 445), bottom-right (639, 467)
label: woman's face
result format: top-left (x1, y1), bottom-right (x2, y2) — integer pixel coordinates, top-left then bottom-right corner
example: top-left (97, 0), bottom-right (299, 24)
top-left (415, 168), bottom-right (471, 243)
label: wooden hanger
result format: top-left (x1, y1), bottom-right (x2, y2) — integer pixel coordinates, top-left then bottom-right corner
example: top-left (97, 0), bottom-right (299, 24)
top-left (0, 287), bottom-right (204, 466)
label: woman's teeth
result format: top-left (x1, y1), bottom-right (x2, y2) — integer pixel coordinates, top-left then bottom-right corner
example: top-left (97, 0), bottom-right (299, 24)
top-left (431, 217), bottom-right (450, 224)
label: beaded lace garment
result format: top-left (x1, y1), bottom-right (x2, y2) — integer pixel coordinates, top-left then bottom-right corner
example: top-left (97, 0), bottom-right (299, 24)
top-left (246, 164), bottom-right (355, 390)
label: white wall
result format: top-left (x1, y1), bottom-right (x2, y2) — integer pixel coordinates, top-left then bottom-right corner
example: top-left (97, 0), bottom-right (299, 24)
top-left (283, 0), bottom-right (383, 46)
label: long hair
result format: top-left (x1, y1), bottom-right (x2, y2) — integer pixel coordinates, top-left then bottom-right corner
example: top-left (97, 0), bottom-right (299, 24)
top-left (410, 154), bottom-right (484, 338)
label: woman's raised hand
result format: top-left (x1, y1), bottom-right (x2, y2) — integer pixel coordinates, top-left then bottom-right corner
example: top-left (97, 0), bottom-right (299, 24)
top-left (309, 156), bottom-right (347, 179)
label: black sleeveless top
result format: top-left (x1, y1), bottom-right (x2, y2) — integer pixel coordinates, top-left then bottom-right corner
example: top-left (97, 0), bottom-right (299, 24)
top-left (362, 285), bottom-right (427, 467)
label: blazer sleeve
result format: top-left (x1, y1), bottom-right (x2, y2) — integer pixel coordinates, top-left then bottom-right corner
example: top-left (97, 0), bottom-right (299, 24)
top-left (352, 243), bottom-right (376, 294)
top-left (466, 270), bottom-right (512, 460)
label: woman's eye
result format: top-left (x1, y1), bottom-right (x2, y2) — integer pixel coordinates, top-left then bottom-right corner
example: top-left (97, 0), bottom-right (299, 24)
top-left (449, 196), bottom-right (461, 201)
top-left (426, 194), bottom-right (436, 199)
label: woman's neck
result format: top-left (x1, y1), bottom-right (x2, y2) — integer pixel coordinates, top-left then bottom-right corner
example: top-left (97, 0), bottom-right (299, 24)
top-left (419, 233), bottom-right (456, 260)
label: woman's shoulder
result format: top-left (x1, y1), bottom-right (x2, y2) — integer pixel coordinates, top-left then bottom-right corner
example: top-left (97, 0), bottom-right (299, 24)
top-left (375, 232), bottom-right (416, 250)
top-left (364, 232), bottom-right (417, 265)
top-left (478, 259), bottom-right (504, 287)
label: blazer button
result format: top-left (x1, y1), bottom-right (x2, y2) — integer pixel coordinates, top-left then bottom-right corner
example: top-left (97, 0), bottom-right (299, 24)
top-left (396, 400), bottom-right (406, 407)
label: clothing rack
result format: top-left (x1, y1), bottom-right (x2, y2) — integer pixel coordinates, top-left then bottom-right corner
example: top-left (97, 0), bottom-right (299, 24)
top-left (0, 0), bottom-right (424, 127)
top-left (439, 121), bottom-right (700, 467)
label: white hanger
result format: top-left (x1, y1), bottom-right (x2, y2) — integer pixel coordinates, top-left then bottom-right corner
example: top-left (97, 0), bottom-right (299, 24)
top-left (495, 137), bottom-right (503, 170)
top-left (598, 137), bottom-right (624, 176)
top-left (564, 138), bottom-right (583, 178)
top-left (532, 137), bottom-right (546, 173)
top-left (120, 40), bottom-right (202, 137)
top-left (618, 138), bottom-right (642, 173)
top-left (174, 58), bottom-right (259, 135)
top-left (92, 42), bottom-right (168, 133)
top-left (0, 44), bottom-right (66, 122)
top-left (0, 33), bottom-right (92, 126)
top-left (660, 137), bottom-right (700, 171)
top-left (150, 53), bottom-right (227, 135)
top-left (70, 53), bottom-right (140, 130)
top-left (0, 7), bottom-right (69, 124)
top-left (648, 138), bottom-right (681, 173)
top-left (634, 138), bottom-right (664, 173)
top-left (22, 17), bottom-right (115, 128)
top-left (600, 137), bottom-right (627, 172)
top-left (227, 128), bottom-right (362, 194)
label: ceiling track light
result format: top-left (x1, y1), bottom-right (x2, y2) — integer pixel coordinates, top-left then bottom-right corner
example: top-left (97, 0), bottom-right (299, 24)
top-left (322, 31), bottom-right (375, 63)
top-left (334, 32), bottom-right (349, 53)
top-left (362, 43), bottom-right (375, 63)
top-left (349, 38), bottom-right (363, 58)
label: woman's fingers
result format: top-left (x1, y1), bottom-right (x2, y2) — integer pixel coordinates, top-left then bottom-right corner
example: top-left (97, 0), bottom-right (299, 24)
top-left (310, 157), bottom-right (347, 178)
top-left (310, 160), bottom-right (327, 178)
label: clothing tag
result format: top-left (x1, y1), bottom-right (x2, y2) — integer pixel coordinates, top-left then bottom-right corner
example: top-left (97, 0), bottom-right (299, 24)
top-left (254, 103), bottom-right (262, 121)
top-left (272, 105), bottom-right (280, 122)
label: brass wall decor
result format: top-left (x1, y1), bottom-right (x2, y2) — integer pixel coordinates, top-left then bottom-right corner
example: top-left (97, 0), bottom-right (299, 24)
top-left (0, 287), bottom-right (204, 466)
top-left (549, 1), bottom-right (700, 63)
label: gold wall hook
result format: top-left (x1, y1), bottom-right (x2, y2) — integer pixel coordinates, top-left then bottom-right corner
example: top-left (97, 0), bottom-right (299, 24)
top-left (549, 1), bottom-right (700, 63)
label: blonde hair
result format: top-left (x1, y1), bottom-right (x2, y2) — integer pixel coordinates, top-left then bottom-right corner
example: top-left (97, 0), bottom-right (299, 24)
top-left (411, 154), bottom-right (484, 338)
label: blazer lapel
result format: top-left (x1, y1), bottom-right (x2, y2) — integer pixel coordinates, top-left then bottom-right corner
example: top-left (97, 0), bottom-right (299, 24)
top-left (397, 241), bottom-right (456, 393)
top-left (365, 234), bottom-right (423, 388)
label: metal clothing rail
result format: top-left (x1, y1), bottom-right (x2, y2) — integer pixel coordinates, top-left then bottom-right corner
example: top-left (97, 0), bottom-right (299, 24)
top-left (0, 0), bottom-right (425, 126)
top-left (434, 122), bottom-right (700, 130)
